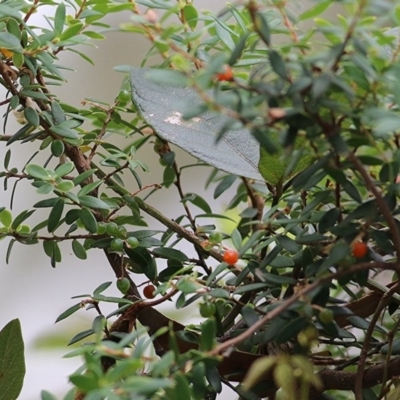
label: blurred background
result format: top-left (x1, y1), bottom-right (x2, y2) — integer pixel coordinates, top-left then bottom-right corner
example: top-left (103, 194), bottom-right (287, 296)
top-left (0, 1), bottom-right (319, 399)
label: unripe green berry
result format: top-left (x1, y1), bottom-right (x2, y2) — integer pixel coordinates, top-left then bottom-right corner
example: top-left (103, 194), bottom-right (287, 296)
top-left (318, 308), bottom-right (334, 324)
top-left (111, 238), bottom-right (124, 251)
top-left (209, 231), bottom-right (223, 244)
top-left (199, 302), bottom-right (216, 318)
top-left (106, 222), bottom-right (119, 237)
top-left (126, 237), bottom-right (139, 248)
top-left (116, 277), bottom-right (130, 294)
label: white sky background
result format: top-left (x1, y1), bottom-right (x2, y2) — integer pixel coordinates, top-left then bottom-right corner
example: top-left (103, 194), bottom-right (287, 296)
top-left (0, 1), bottom-right (317, 399)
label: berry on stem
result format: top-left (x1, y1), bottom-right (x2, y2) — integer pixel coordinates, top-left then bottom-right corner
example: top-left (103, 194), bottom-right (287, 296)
top-left (352, 241), bottom-right (368, 258)
top-left (215, 65), bottom-right (234, 82)
top-left (143, 284), bottom-right (156, 299)
top-left (223, 248), bottom-right (239, 265)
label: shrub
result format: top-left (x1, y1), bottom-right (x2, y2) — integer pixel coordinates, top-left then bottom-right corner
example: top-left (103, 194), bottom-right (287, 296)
top-left (1, 1), bottom-right (400, 399)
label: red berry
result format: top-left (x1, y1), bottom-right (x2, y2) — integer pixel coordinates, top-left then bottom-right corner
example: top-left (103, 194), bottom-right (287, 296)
top-left (352, 241), bottom-right (368, 258)
top-left (216, 65), bottom-right (234, 82)
top-left (223, 249), bottom-right (239, 265)
top-left (143, 284), bottom-right (156, 299)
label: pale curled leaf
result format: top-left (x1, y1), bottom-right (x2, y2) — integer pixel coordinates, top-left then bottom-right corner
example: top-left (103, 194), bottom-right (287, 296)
top-left (130, 67), bottom-right (263, 181)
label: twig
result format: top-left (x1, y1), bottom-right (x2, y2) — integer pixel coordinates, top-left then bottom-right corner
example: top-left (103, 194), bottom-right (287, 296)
top-left (354, 281), bottom-right (400, 400)
top-left (208, 261), bottom-right (398, 357)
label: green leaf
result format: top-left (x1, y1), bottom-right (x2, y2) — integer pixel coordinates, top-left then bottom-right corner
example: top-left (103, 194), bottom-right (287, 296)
top-left (54, 3), bottom-right (66, 36)
top-left (34, 198), bottom-right (60, 208)
top-left (6, 239), bottom-right (15, 264)
top-left (73, 169), bottom-right (96, 186)
top-left (93, 281), bottom-right (112, 295)
top-left (0, 209), bottom-right (12, 228)
top-left (254, 12), bottom-right (270, 46)
top-left (68, 329), bottom-right (94, 346)
top-left (298, 1), bottom-right (333, 21)
top-left (258, 133), bottom-right (314, 186)
top-left (23, 107), bottom-right (39, 127)
top-left (47, 199), bottom-right (64, 233)
top-left (51, 140), bottom-right (65, 157)
top-left (182, 193), bottom-right (212, 214)
top-left (79, 208), bottom-right (98, 234)
top-left (50, 101), bottom-right (66, 124)
top-left (11, 209), bottom-right (35, 230)
top-left (0, 32), bottom-right (23, 53)
top-left (152, 247), bottom-right (189, 261)
top-left (40, 390), bottom-right (58, 400)
top-left (60, 22), bottom-right (84, 41)
top-left (56, 180), bottom-right (74, 192)
top-left (55, 162), bottom-right (74, 177)
top-left (6, 123), bottom-right (31, 145)
top-left (183, 4), bottom-right (198, 29)
top-left (50, 124), bottom-right (79, 139)
top-left (55, 303), bottom-right (81, 323)
top-left (4, 149), bottom-right (11, 169)
top-left (0, 319), bottom-right (25, 400)
top-left (26, 164), bottom-right (52, 180)
top-left (79, 195), bottom-right (110, 210)
top-left (200, 319), bottom-right (216, 351)
top-left (125, 247), bottom-right (157, 281)
top-left (72, 239), bottom-right (87, 260)
top-left (130, 67), bottom-right (263, 180)
top-left (269, 50), bottom-right (287, 79)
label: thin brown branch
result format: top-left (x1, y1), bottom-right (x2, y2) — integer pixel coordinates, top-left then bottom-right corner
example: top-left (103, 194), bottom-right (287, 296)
top-left (354, 281), bottom-right (400, 400)
top-left (348, 152), bottom-right (400, 259)
top-left (208, 261), bottom-right (398, 357)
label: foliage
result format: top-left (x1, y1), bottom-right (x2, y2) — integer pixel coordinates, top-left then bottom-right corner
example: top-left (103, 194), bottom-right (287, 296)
top-left (1, 0), bottom-right (400, 399)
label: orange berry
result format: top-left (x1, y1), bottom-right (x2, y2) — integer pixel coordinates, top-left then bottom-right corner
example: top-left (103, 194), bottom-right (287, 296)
top-left (223, 249), bottom-right (239, 265)
top-left (216, 65), bottom-right (234, 82)
top-left (143, 284), bottom-right (156, 299)
top-left (352, 241), bottom-right (368, 258)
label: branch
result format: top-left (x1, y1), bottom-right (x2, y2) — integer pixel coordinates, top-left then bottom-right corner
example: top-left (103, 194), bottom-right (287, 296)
top-left (208, 261), bottom-right (398, 357)
top-left (354, 281), bottom-right (400, 400)
top-left (348, 152), bottom-right (400, 259)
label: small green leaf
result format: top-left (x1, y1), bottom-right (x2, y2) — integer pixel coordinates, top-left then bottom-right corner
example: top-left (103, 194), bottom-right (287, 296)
top-left (11, 209), bottom-right (35, 230)
top-left (51, 125), bottom-right (79, 139)
top-left (72, 239), bottom-right (87, 260)
top-left (79, 208), bottom-right (98, 234)
top-left (254, 12), bottom-right (270, 46)
top-left (34, 198), bottom-right (60, 208)
top-left (23, 107), bottom-right (39, 127)
top-left (298, 1), bottom-right (332, 21)
top-left (73, 169), bottom-right (96, 186)
top-left (0, 319), bottom-right (25, 400)
top-left (47, 199), bottom-right (64, 233)
top-left (50, 101), bottom-right (66, 124)
top-left (269, 50), bottom-right (287, 79)
top-left (55, 180), bottom-right (74, 192)
top-left (51, 140), bottom-right (65, 157)
top-left (182, 193), bottom-right (212, 213)
top-left (40, 390), bottom-right (58, 400)
top-left (200, 319), bottom-right (216, 351)
top-left (55, 162), bottom-right (74, 177)
top-left (26, 164), bottom-right (52, 180)
top-left (152, 247), bottom-right (189, 261)
top-left (79, 195), bottom-right (110, 210)
top-left (54, 3), bottom-right (66, 36)
top-left (55, 303), bottom-right (81, 323)
top-left (93, 281), bottom-right (112, 295)
top-left (59, 22), bottom-right (84, 41)
top-left (0, 32), bottom-right (23, 53)
top-left (0, 209), bottom-right (12, 227)
top-left (6, 239), bottom-right (15, 264)
top-left (183, 4), bottom-right (198, 29)
top-left (68, 329), bottom-right (94, 346)
top-left (4, 149), bottom-right (11, 169)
